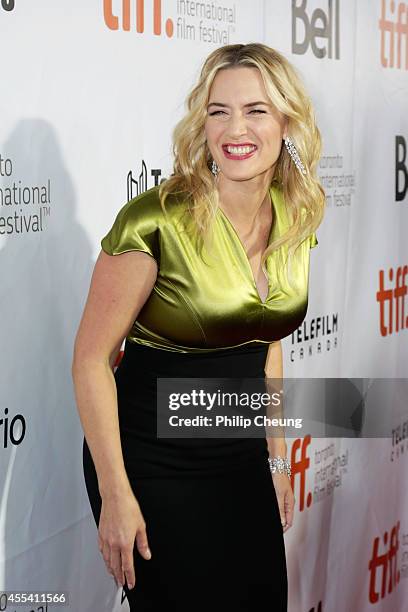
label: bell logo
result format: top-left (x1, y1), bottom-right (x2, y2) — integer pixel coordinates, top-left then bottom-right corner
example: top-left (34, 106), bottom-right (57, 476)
top-left (292, 0), bottom-right (340, 59)
top-left (103, 0), bottom-right (174, 37)
top-left (1, 0), bottom-right (15, 11)
top-left (395, 135), bottom-right (408, 201)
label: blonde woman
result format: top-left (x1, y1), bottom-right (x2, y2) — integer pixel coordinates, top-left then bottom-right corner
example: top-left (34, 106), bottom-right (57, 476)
top-left (73, 43), bottom-right (325, 611)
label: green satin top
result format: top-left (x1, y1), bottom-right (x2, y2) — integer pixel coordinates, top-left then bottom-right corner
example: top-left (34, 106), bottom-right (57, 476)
top-left (101, 183), bottom-right (318, 353)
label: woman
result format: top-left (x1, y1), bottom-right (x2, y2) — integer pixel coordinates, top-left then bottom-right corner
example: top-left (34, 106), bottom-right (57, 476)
top-left (72, 43), bottom-right (325, 611)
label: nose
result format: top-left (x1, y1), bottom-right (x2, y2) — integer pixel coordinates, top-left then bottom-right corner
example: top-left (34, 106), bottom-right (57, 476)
top-left (226, 112), bottom-right (248, 139)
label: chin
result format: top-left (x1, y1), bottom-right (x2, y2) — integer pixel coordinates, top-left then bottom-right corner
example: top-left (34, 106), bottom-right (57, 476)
top-left (222, 172), bottom-right (262, 182)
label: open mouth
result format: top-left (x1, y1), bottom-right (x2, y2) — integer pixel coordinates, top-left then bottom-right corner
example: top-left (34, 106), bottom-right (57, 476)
top-left (222, 144), bottom-right (258, 160)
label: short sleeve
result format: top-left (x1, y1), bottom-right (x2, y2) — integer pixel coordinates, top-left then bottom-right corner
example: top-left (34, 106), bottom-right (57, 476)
top-left (101, 195), bottom-right (160, 262)
top-left (309, 232), bottom-right (318, 249)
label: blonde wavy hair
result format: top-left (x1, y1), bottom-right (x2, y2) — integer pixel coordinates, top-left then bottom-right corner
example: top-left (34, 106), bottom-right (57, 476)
top-left (158, 42), bottom-right (325, 289)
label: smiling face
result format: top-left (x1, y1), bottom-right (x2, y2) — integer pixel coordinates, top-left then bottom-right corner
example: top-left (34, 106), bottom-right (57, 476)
top-left (204, 66), bottom-right (288, 185)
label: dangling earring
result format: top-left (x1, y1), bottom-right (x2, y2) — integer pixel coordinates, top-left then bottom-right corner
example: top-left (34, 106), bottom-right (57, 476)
top-left (284, 136), bottom-right (307, 175)
top-left (211, 159), bottom-right (220, 178)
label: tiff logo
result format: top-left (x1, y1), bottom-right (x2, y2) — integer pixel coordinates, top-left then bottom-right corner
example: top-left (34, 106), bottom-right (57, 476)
top-left (127, 160), bottom-right (165, 201)
top-left (396, 135), bottom-right (408, 201)
top-left (290, 434), bottom-right (312, 512)
top-left (292, 0), bottom-right (340, 59)
top-left (104, 0), bottom-right (174, 37)
top-left (379, 0), bottom-right (408, 69)
top-left (376, 264), bottom-right (408, 336)
top-left (368, 521), bottom-right (400, 603)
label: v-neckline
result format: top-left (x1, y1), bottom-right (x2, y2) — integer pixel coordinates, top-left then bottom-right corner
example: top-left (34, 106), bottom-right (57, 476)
top-left (217, 185), bottom-right (277, 305)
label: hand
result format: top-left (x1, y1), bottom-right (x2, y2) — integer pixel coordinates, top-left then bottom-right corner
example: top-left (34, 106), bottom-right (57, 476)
top-left (97, 488), bottom-right (152, 590)
top-left (271, 472), bottom-right (295, 533)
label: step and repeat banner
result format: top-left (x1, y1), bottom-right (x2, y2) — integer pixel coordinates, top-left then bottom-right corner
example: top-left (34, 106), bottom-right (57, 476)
top-left (0, 1), bottom-right (407, 611)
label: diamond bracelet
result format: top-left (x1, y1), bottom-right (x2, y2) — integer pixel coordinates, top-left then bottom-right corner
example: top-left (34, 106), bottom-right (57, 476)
top-left (268, 455), bottom-right (291, 478)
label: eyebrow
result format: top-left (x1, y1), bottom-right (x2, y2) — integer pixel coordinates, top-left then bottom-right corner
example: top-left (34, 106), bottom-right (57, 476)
top-left (207, 101), bottom-right (270, 109)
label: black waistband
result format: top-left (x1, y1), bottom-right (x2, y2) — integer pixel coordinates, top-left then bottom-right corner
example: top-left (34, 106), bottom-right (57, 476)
top-left (117, 339), bottom-right (269, 379)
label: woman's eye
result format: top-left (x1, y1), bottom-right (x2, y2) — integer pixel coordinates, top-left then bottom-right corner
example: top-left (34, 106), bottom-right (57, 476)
top-left (208, 109), bottom-right (266, 116)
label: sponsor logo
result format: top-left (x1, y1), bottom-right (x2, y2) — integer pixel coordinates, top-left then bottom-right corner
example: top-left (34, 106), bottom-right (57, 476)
top-left (1, 0), bottom-right (14, 11)
top-left (0, 407), bottom-right (26, 449)
top-left (379, 0), bottom-right (408, 69)
top-left (368, 521), bottom-right (400, 602)
top-left (291, 435), bottom-right (349, 512)
top-left (0, 154), bottom-right (50, 238)
top-left (391, 417), bottom-right (408, 461)
top-left (290, 313), bottom-right (339, 361)
top-left (396, 135), bottom-right (408, 201)
top-left (292, 0), bottom-right (340, 59)
top-left (127, 159), bottom-right (165, 201)
top-left (104, 0), bottom-right (174, 36)
top-left (376, 264), bottom-right (408, 335)
top-left (103, 0), bottom-right (236, 44)
top-left (291, 435), bottom-right (312, 511)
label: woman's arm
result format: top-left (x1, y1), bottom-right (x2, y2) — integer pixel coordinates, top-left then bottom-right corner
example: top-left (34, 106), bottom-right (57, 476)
top-left (72, 249), bottom-right (157, 495)
top-left (71, 248), bottom-right (158, 588)
top-left (264, 340), bottom-right (287, 458)
top-left (264, 340), bottom-right (294, 532)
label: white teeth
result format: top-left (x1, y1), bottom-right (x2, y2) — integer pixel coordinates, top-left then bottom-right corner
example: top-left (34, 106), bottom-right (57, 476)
top-left (225, 145), bottom-right (256, 155)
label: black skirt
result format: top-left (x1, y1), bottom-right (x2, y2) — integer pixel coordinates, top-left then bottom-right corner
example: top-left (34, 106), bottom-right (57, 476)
top-left (83, 340), bottom-right (288, 611)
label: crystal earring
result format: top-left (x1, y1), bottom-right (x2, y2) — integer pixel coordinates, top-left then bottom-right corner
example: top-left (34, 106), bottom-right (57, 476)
top-left (284, 136), bottom-right (307, 175)
top-left (211, 159), bottom-right (220, 177)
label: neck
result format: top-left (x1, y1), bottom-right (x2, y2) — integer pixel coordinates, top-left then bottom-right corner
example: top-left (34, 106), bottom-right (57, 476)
top-left (216, 169), bottom-right (274, 224)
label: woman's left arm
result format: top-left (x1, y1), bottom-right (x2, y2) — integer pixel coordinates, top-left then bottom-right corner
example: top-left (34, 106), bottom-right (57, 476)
top-left (264, 340), bottom-right (295, 532)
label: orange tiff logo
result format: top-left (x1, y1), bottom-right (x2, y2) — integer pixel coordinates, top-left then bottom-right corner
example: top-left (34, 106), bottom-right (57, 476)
top-left (379, 0), bottom-right (408, 69)
top-left (368, 520), bottom-right (400, 603)
top-left (103, 0), bottom-right (174, 36)
top-left (376, 265), bottom-right (408, 336)
top-left (290, 434), bottom-right (312, 512)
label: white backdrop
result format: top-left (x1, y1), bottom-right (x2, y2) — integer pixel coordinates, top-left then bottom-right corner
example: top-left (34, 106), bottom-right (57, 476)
top-left (0, 1), bottom-right (407, 611)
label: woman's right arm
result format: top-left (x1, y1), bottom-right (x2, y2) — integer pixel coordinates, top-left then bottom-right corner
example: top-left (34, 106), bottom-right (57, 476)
top-left (71, 248), bottom-right (158, 590)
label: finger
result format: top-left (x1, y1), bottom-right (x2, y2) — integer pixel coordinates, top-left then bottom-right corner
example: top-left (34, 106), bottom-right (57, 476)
top-left (282, 513), bottom-right (292, 531)
top-left (284, 495), bottom-right (295, 508)
top-left (121, 546), bottom-right (136, 590)
top-left (102, 541), bottom-right (116, 582)
top-left (102, 540), bottom-right (112, 569)
top-left (282, 493), bottom-right (295, 530)
top-left (136, 526), bottom-right (152, 560)
top-left (276, 495), bottom-right (287, 528)
top-left (110, 546), bottom-right (124, 586)
top-left (285, 504), bottom-right (294, 528)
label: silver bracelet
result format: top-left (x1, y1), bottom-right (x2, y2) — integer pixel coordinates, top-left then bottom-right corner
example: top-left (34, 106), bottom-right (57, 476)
top-left (268, 455), bottom-right (291, 478)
